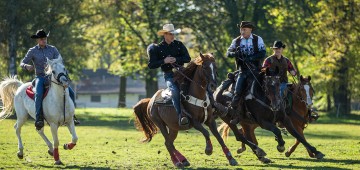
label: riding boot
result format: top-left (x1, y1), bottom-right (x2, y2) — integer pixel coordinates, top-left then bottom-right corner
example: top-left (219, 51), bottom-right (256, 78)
top-left (69, 87), bottom-right (80, 125)
top-left (229, 94), bottom-right (242, 124)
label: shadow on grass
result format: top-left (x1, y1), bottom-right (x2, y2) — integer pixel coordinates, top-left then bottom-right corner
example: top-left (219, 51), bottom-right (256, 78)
top-left (29, 164), bottom-right (111, 169)
top-left (256, 157), bottom-right (359, 170)
top-left (75, 111), bottom-right (136, 130)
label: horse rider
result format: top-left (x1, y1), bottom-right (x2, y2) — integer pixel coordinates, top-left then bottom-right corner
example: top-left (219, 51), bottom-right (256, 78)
top-left (20, 29), bottom-right (80, 130)
top-left (226, 21), bottom-right (267, 124)
top-left (147, 24), bottom-right (191, 126)
top-left (262, 40), bottom-right (297, 99)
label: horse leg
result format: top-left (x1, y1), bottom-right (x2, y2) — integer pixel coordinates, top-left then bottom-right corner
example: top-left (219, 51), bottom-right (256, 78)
top-left (260, 120), bottom-right (286, 153)
top-left (167, 129), bottom-right (190, 167)
top-left (14, 113), bottom-right (28, 159)
top-left (236, 127), bottom-right (247, 154)
top-left (238, 124), bottom-right (271, 163)
top-left (207, 119), bottom-right (238, 166)
top-left (193, 121), bottom-right (213, 155)
top-left (285, 126), bottom-right (315, 158)
top-left (282, 116), bottom-right (324, 159)
top-left (49, 123), bottom-right (63, 165)
top-left (37, 128), bottom-right (54, 156)
top-left (227, 123), bottom-right (267, 159)
top-left (64, 121), bottom-right (78, 150)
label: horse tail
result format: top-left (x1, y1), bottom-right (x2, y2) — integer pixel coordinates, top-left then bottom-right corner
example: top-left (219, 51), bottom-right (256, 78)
top-left (218, 122), bottom-right (231, 140)
top-left (0, 75), bottom-right (23, 120)
top-left (133, 98), bottom-right (158, 143)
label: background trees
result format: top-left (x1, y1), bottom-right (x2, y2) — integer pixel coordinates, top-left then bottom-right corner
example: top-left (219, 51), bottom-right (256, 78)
top-left (0, 0), bottom-right (359, 113)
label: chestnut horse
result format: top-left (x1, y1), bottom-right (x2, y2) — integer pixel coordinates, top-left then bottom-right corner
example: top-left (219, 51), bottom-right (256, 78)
top-left (133, 54), bottom-right (266, 168)
top-left (215, 72), bottom-right (325, 163)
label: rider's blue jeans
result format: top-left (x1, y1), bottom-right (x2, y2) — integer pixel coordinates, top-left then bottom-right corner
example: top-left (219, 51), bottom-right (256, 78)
top-left (35, 76), bottom-right (76, 121)
top-left (164, 72), bottom-right (182, 116)
top-left (280, 82), bottom-right (287, 98)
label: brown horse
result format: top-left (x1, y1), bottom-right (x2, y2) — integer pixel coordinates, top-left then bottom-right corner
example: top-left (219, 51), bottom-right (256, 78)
top-left (218, 75), bottom-right (324, 160)
top-left (133, 53), bottom-right (266, 168)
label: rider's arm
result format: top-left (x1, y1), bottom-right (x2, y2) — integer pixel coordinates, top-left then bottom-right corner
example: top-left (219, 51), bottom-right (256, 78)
top-left (286, 58), bottom-right (297, 76)
top-left (226, 39), bottom-right (238, 58)
top-left (175, 42), bottom-right (191, 65)
top-left (147, 44), bottom-right (163, 69)
top-left (262, 57), bottom-right (272, 68)
top-left (20, 48), bottom-right (34, 71)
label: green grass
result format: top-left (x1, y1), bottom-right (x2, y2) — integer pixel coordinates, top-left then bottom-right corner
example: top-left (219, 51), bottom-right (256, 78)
top-left (0, 108), bottom-right (359, 169)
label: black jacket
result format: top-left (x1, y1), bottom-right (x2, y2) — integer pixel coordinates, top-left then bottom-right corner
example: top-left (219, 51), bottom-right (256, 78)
top-left (148, 40), bottom-right (191, 72)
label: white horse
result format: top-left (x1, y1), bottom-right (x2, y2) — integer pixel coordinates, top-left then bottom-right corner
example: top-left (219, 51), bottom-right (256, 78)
top-left (0, 56), bottom-right (77, 165)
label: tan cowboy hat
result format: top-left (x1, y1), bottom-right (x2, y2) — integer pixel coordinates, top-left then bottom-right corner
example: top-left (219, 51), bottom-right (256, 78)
top-left (157, 24), bottom-right (181, 36)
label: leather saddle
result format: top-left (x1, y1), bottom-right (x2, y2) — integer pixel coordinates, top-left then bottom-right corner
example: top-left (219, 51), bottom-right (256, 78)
top-left (26, 77), bottom-right (51, 100)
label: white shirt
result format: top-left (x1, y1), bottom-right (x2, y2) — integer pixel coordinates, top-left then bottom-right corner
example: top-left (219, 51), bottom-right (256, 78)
top-left (227, 34), bottom-right (266, 56)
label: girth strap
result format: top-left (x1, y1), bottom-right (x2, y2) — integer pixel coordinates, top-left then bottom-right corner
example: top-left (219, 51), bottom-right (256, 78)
top-left (183, 93), bottom-right (210, 124)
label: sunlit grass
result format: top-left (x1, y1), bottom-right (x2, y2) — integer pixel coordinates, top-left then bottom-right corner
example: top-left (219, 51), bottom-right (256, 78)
top-left (0, 108), bottom-right (359, 169)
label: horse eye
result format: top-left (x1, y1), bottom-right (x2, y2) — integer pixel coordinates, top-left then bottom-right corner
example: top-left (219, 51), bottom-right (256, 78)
top-left (52, 71), bottom-right (55, 74)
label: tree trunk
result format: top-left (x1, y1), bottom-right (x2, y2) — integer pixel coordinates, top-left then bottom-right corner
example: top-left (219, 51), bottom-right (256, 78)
top-left (145, 69), bottom-right (158, 98)
top-left (327, 93), bottom-right (331, 111)
top-left (118, 75), bottom-right (127, 108)
top-left (333, 56), bottom-right (350, 114)
top-left (7, 0), bottom-right (17, 76)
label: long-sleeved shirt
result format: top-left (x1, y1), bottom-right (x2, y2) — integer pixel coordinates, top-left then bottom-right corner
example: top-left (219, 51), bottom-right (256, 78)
top-left (226, 34), bottom-right (266, 71)
top-left (20, 44), bottom-right (60, 76)
top-left (262, 55), bottom-right (297, 83)
top-left (148, 40), bottom-right (191, 72)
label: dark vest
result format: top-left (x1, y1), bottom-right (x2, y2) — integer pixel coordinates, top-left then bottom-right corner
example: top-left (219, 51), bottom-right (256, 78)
top-left (235, 34), bottom-right (259, 53)
top-left (268, 55), bottom-right (289, 83)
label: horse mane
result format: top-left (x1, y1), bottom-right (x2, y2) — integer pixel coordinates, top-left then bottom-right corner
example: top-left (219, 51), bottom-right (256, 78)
top-left (173, 53), bottom-right (215, 83)
top-left (45, 56), bottom-right (63, 75)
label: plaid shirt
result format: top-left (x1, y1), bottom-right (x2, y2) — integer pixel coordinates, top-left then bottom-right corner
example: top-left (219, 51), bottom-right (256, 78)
top-left (20, 44), bottom-right (60, 76)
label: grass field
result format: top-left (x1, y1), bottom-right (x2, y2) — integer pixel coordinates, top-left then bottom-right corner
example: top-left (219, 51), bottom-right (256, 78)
top-left (0, 108), bottom-right (359, 169)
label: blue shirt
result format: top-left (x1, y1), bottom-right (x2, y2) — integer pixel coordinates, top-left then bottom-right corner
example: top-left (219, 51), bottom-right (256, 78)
top-left (20, 44), bottom-right (60, 76)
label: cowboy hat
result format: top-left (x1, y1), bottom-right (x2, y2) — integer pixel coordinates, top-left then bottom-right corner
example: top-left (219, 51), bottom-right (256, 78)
top-left (270, 40), bottom-right (286, 49)
top-left (237, 21), bottom-right (256, 30)
top-left (30, 29), bottom-right (48, 39)
top-left (157, 24), bottom-right (181, 36)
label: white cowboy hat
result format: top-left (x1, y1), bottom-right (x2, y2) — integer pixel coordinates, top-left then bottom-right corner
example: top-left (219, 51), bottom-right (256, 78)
top-left (157, 24), bottom-right (181, 36)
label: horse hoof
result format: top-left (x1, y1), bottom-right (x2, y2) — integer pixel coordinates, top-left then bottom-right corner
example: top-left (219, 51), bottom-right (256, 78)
top-left (182, 160), bottom-right (190, 167)
top-left (174, 162), bottom-right (184, 168)
top-left (17, 152), bottom-right (23, 159)
top-left (315, 152), bottom-right (325, 159)
top-left (205, 149), bottom-right (213, 155)
top-left (237, 147), bottom-right (246, 154)
top-left (277, 145), bottom-right (285, 153)
top-left (259, 157), bottom-right (271, 164)
top-left (229, 158), bottom-right (238, 166)
top-left (54, 160), bottom-right (63, 165)
top-left (285, 151), bottom-right (291, 157)
top-left (48, 150), bottom-right (54, 156)
top-left (254, 147), bottom-right (267, 157)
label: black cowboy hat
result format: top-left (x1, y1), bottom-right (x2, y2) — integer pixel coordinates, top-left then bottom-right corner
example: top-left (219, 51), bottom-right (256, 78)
top-left (30, 29), bottom-right (48, 39)
top-left (237, 21), bottom-right (256, 30)
top-left (270, 40), bottom-right (286, 49)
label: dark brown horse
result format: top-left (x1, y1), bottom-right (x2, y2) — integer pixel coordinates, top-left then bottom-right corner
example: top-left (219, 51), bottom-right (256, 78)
top-left (215, 72), bottom-right (324, 163)
top-left (133, 54), bottom-right (266, 168)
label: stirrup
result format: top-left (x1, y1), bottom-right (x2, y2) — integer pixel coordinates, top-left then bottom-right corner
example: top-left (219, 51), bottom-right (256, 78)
top-left (179, 116), bottom-right (189, 126)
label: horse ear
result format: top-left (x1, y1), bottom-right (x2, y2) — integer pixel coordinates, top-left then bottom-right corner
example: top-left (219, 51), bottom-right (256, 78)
top-left (308, 76), bottom-right (311, 81)
top-left (300, 75), bottom-right (304, 81)
top-left (47, 57), bottom-right (53, 65)
top-left (200, 52), bottom-right (205, 60)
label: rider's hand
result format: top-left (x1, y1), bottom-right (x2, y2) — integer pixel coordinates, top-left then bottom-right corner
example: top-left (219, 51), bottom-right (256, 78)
top-left (25, 65), bottom-right (34, 72)
top-left (290, 70), bottom-right (296, 76)
top-left (164, 56), bottom-right (176, 64)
